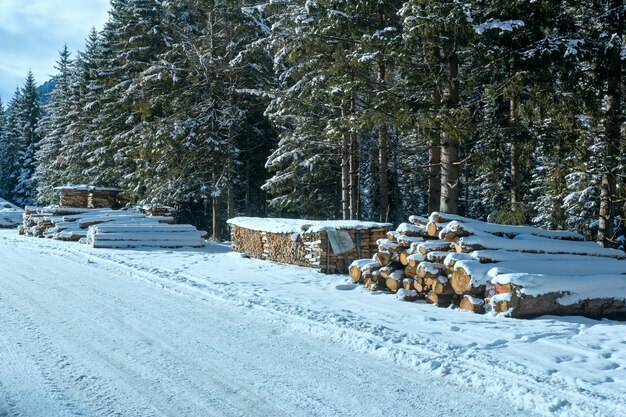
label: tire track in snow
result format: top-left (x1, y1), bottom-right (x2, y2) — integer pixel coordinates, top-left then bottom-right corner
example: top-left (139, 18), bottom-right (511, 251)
top-left (0, 281), bottom-right (155, 417)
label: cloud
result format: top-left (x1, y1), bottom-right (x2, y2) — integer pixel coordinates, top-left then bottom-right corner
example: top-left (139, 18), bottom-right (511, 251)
top-left (0, 0), bottom-right (110, 101)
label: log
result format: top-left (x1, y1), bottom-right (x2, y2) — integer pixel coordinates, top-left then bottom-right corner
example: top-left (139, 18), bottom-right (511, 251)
top-left (456, 234), bottom-right (626, 259)
top-left (431, 276), bottom-right (453, 295)
top-left (402, 278), bottom-right (414, 291)
top-left (438, 219), bottom-right (585, 242)
top-left (427, 221), bottom-right (445, 238)
top-left (408, 215), bottom-right (429, 226)
top-left (417, 240), bottom-right (452, 256)
top-left (385, 271), bottom-right (404, 293)
top-left (459, 295), bottom-right (485, 314)
top-left (407, 253), bottom-right (426, 268)
top-left (416, 262), bottom-right (446, 279)
top-left (452, 257), bottom-right (626, 295)
top-left (399, 250), bottom-right (411, 266)
top-left (349, 259), bottom-right (381, 283)
top-left (489, 273), bottom-right (626, 318)
top-left (426, 251), bottom-right (452, 264)
top-left (396, 222), bottom-right (429, 237)
top-left (425, 291), bottom-right (454, 307)
top-left (374, 251), bottom-right (394, 266)
top-left (404, 264), bottom-right (417, 278)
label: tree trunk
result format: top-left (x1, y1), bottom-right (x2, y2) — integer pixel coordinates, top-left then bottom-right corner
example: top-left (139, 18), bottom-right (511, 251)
top-left (349, 131), bottom-right (359, 220)
top-left (509, 99), bottom-right (520, 205)
top-left (341, 132), bottom-right (350, 220)
top-left (439, 52), bottom-right (460, 214)
top-left (379, 125), bottom-right (389, 222)
top-left (429, 91), bottom-right (442, 213)
top-left (597, 0), bottom-right (622, 248)
top-left (212, 195), bottom-right (221, 241)
top-left (378, 58), bottom-right (390, 223)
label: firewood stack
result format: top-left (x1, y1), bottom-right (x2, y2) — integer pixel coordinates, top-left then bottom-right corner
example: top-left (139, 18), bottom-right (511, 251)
top-left (55, 185), bottom-right (125, 209)
top-left (228, 218), bottom-right (391, 274)
top-left (350, 212), bottom-right (626, 319)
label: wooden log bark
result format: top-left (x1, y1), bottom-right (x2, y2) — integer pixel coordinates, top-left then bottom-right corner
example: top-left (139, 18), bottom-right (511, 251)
top-left (459, 295), bottom-right (485, 314)
top-left (490, 273), bottom-right (626, 319)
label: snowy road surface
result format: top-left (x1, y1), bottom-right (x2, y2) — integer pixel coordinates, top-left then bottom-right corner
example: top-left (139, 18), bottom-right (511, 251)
top-left (0, 230), bottom-right (624, 417)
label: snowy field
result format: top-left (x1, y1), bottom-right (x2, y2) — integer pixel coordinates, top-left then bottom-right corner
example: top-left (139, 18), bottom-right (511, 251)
top-left (0, 230), bottom-right (624, 417)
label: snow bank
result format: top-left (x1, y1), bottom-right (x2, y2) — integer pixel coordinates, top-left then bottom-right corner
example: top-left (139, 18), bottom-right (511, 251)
top-left (0, 197), bottom-right (22, 228)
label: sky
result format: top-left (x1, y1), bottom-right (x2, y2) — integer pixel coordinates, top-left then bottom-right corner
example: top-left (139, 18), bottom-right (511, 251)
top-left (0, 0), bottom-right (110, 102)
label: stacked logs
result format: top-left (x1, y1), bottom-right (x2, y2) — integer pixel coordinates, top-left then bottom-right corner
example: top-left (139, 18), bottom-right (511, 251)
top-left (54, 186), bottom-right (125, 209)
top-left (18, 206), bottom-right (183, 245)
top-left (349, 215), bottom-right (461, 306)
top-left (228, 218), bottom-right (391, 274)
top-left (86, 224), bottom-right (206, 249)
top-left (350, 212), bottom-right (626, 319)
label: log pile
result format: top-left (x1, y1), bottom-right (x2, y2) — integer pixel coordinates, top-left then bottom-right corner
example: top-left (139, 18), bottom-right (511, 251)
top-left (86, 224), bottom-right (206, 249)
top-left (227, 217), bottom-right (391, 274)
top-left (54, 185), bottom-right (125, 209)
top-left (18, 206), bottom-right (204, 249)
top-left (350, 212), bottom-right (626, 319)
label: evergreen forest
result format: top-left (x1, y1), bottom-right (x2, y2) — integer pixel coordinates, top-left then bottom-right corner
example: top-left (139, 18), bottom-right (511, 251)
top-left (0, 0), bottom-right (623, 245)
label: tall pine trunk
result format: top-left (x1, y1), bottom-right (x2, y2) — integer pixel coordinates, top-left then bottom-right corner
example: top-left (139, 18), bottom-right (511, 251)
top-left (349, 131), bottom-right (359, 220)
top-left (440, 53), bottom-right (460, 214)
top-left (378, 61), bottom-right (389, 222)
top-left (428, 90), bottom-right (442, 213)
top-left (510, 98), bottom-right (520, 204)
top-left (597, 0), bottom-right (623, 247)
top-left (341, 132), bottom-right (350, 220)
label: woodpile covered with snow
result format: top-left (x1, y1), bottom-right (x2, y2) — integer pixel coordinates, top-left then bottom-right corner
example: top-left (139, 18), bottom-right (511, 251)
top-left (0, 197), bottom-right (22, 228)
top-left (19, 206), bottom-right (206, 249)
top-left (228, 217), bottom-right (391, 274)
top-left (350, 212), bottom-right (626, 319)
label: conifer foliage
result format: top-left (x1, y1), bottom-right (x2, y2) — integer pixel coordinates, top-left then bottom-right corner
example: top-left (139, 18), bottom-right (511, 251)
top-left (0, 0), bottom-right (623, 244)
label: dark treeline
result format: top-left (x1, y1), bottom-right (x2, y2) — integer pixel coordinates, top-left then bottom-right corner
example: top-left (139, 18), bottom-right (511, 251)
top-left (0, 0), bottom-right (623, 245)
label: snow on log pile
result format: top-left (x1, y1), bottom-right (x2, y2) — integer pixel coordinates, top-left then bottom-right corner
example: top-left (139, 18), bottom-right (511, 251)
top-left (0, 197), bottom-right (22, 228)
top-left (18, 206), bottom-right (206, 249)
top-left (350, 212), bottom-right (626, 319)
top-left (227, 217), bottom-right (391, 274)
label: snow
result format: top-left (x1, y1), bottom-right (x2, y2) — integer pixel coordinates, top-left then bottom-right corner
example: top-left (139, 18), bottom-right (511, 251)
top-left (395, 222), bottom-right (425, 234)
top-left (0, 197), bottom-right (22, 228)
top-left (0, 230), bottom-right (625, 417)
top-left (53, 184), bottom-right (124, 192)
top-left (227, 217), bottom-right (391, 234)
top-left (474, 19), bottom-right (525, 34)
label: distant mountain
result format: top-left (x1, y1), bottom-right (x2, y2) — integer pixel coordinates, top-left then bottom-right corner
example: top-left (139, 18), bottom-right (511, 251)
top-left (37, 78), bottom-right (56, 105)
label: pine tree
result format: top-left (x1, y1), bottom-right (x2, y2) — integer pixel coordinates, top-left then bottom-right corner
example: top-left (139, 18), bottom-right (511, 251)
top-left (35, 46), bottom-right (74, 204)
top-left (12, 71), bottom-right (42, 206)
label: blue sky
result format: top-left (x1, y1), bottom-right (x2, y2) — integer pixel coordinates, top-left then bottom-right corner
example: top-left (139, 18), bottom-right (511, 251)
top-left (0, 0), bottom-right (110, 103)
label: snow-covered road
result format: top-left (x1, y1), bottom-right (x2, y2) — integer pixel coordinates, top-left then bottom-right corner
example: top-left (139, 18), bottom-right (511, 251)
top-left (0, 230), bottom-right (624, 417)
